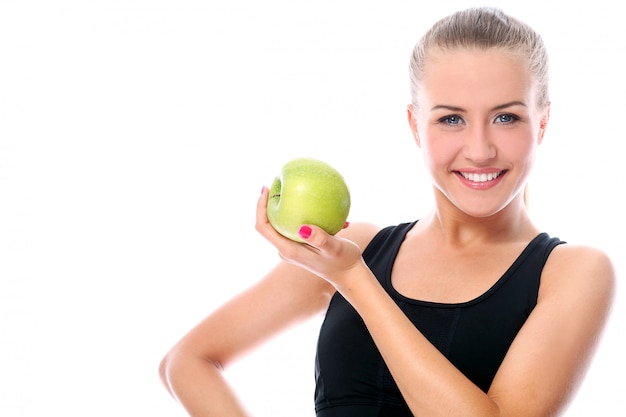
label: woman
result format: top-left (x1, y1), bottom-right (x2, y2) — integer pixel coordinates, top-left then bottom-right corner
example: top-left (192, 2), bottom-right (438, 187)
top-left (160, 7), bottom-right (615, 417)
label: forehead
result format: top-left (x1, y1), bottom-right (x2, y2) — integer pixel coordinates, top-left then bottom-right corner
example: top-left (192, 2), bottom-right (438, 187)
top-left (419, 48), bottom-right (535, 109)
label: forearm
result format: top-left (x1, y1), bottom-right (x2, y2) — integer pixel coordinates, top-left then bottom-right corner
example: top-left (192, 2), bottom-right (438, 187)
top-left (336, 261), bottom-right (501, 417)
top-left (160, 354), bottom-right (252, 417)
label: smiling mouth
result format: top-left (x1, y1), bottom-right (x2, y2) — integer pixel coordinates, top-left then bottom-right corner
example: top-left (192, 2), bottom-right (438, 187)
top-left (458, 170), bottom-right (506, 183)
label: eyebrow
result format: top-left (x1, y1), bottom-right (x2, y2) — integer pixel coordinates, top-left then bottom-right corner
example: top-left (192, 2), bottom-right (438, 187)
top-left (430, 101), bottom-right (528, 112)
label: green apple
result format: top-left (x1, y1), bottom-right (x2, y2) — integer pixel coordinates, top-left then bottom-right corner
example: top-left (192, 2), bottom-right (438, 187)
top-left (267, 157), bottom-right (351, 243)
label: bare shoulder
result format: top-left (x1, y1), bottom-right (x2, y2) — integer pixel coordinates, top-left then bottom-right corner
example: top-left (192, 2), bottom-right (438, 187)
top-left (489, 243), bottom-right (615, 414)
top-left (540, 243), bottom-right (615, 306)
top-left (337, 221), bottom-right (383, 253)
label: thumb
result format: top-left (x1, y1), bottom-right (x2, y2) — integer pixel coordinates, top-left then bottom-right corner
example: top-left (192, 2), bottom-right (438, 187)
top-left (298, 225), bottom-right (334, 251)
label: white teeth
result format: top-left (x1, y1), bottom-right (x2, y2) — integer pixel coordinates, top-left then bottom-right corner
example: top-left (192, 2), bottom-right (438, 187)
top-left (460, 171), bottom-right (502, 182)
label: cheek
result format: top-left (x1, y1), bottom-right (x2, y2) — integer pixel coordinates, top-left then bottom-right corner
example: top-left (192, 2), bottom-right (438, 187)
top-left (495, 131), bottom-right (539, 182)
top-left (420, 130), bottom-right (460, 168)
top-left (421, 138), bottom-right (446, 171)
top-left (504, 130), bottom-right (537, 162)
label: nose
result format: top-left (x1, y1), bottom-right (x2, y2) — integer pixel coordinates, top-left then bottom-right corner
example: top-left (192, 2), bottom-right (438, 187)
top-left (462, 124), bottom-right (496, 163)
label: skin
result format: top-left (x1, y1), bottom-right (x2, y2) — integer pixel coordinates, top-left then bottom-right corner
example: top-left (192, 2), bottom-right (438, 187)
top-left (159, 48), bottom-right (615, 417)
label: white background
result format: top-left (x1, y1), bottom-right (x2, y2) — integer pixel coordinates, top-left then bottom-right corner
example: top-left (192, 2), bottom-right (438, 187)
top-left (1, 0), bottom-right (623, 415)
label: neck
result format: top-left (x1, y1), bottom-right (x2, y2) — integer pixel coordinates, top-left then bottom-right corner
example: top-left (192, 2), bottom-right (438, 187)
top-left (421, 191), bottom-right (539, 247)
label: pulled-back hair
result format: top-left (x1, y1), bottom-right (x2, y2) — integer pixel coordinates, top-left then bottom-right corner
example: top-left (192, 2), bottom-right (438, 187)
top-left (409, 7), bottom-right (549, 108)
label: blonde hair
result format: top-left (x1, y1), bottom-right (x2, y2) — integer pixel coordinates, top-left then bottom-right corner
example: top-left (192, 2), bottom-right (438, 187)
top-left (409, 7), bottom-right (549, 109)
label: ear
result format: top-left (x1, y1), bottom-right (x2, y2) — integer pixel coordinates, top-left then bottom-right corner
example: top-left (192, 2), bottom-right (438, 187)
top-left (407, 104), bottom-right (421, 148)
top-left (537, 103), bottom-right (551, 144)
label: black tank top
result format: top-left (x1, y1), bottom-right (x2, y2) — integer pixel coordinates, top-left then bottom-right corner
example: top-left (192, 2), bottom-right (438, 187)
top-left (314, 221), bottom-right (565, 417)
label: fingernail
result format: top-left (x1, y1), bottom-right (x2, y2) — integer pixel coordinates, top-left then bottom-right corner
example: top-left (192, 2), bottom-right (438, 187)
top-left (298, 225), bottom-right (312, 239)
top-left (260, 186), bottom-right (266, 195)
top-left (343, 221), bottom-right (350, 229)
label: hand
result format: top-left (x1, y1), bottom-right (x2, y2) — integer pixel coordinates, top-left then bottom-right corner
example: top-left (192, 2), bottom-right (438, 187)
top-left (255, 187), bottom-right (364, 287)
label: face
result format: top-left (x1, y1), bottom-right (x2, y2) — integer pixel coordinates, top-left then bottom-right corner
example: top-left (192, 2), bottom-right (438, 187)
top-left (408, 48), bottom-right (550, 218)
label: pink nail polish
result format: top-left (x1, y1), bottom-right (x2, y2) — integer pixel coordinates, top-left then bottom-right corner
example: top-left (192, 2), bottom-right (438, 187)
top-left (298, 225), bottom-right (312, 239)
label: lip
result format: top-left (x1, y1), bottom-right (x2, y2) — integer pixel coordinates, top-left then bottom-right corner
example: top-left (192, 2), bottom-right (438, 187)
top-left (454, 169), bottom-right (507, 190)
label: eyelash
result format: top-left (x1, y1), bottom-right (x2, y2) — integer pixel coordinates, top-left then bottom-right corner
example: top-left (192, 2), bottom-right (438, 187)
top-left (437, 113), bottom-right (521, 126)
top-left (494, 113), bottom-right (520, 124)
top-left (439, 115), bottom-right (464, 125)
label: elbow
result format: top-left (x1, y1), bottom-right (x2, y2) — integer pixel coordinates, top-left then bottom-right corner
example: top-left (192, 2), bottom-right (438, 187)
top-left (159, 350), bottom-right (177, 395)
top-left (159, 347), bottom-right (190, 395)
top-left (158, 346), bottom-right (225, 396)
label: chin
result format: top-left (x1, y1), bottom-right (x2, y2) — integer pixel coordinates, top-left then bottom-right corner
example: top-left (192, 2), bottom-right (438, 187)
top-left (450, 195), bottom-right (513, 219)
top-left (465, 197), bottom-right (522, 219)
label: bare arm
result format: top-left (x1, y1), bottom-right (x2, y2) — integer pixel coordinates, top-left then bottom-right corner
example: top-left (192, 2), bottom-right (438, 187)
top-left (159, 261), bottom-right (335, 417)
top-left (255, 190), bottom-right (616, 417)
top-left (336, 244), bottom-right (613, 417)
top-left (488, 244), bottom-right (615, 416)
top-left (159, 196), bottom-right (380, 416)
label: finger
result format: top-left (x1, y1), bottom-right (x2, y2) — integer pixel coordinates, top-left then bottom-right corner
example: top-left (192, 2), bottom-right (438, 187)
top-left (256, 187), bottom-right (308, 251)
top-left (255, 186), bottom-right (278, 239)
top-left (297, 224), bottom-right (335, 253)
top-left (255, 187), bottom-right (269, 226)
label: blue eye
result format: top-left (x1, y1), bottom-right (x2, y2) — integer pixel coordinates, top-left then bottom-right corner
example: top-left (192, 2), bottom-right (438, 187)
top-left (440, 115), bottom-right (464, 125)
top-left (495, 114), bottom-right (519, 124)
